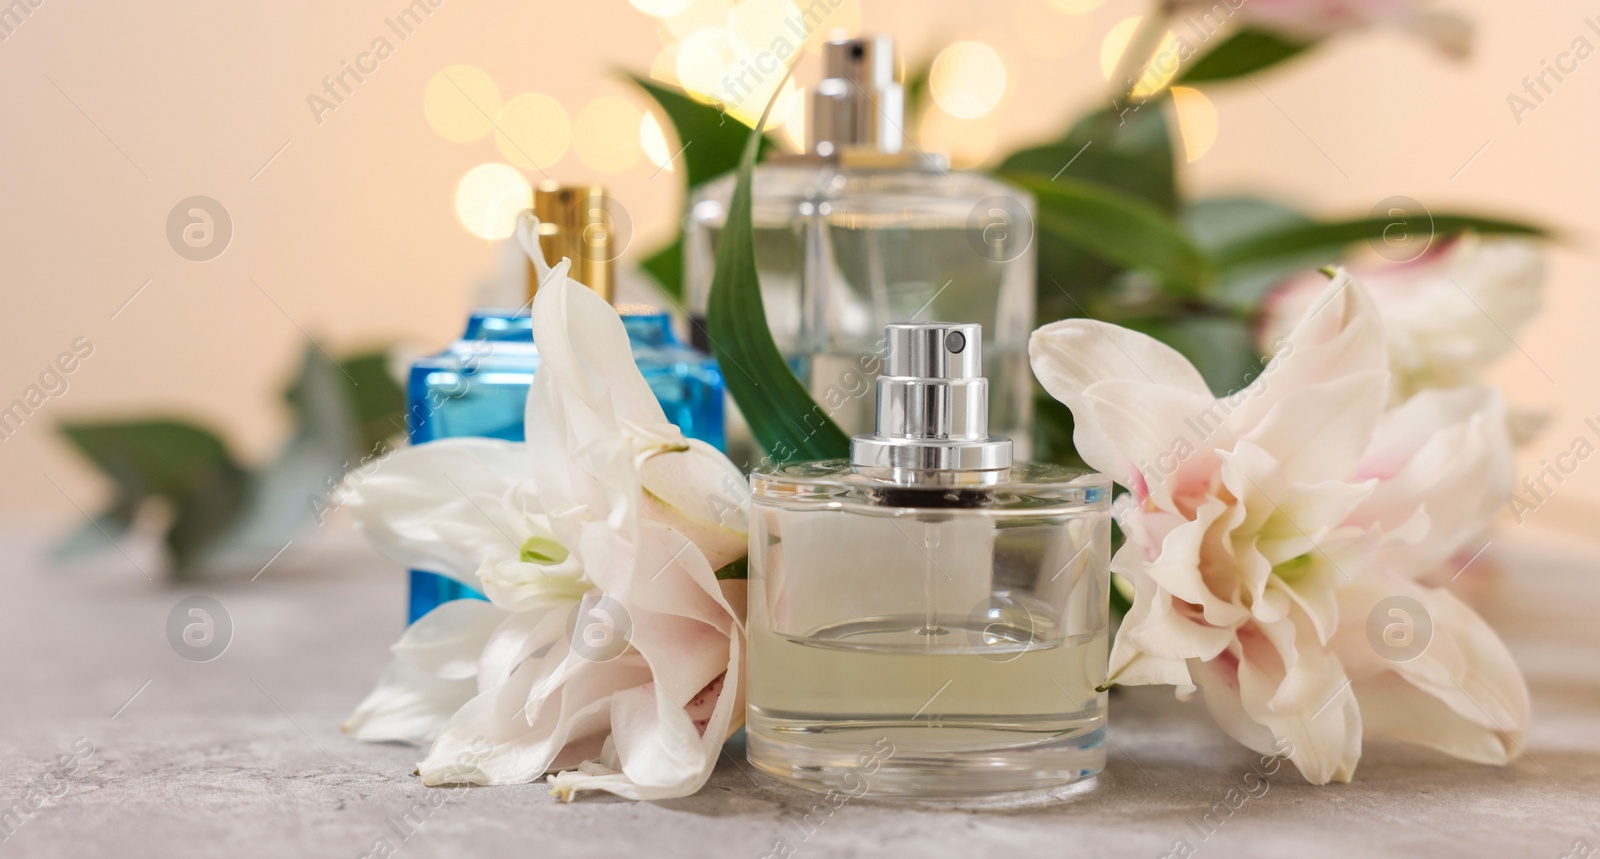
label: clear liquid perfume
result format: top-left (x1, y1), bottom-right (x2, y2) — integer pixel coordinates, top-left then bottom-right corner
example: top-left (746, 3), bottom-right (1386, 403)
top-left (746, 323), bottom-right (1111, 796)
top-left (406, 183), bottom-right (725, 622)
top-left (684, 35), bottom-right (1036, 462)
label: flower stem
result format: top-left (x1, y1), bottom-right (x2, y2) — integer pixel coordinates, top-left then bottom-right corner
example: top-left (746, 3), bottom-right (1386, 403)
top-left (1111, 4), bottom-right (1175, 104)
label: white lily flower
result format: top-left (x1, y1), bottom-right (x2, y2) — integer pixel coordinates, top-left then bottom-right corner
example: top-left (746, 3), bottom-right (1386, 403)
top-left (342, 213), bottom-right (748, 800)
top-left (1261, 235), bottom-right (1546, 404)
top-left (1030, 269), bottom-right (1529, 784)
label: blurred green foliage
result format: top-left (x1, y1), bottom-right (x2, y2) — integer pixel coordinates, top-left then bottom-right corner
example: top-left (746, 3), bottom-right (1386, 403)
top-left (54, 345), bottom-right (404, 579)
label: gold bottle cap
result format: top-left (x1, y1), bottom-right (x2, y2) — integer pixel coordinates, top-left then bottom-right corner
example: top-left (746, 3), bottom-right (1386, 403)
top-left (527, 181), bottom-right (613, 303)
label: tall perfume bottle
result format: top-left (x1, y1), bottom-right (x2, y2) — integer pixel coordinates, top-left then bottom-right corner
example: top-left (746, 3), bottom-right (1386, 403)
top-left (684, 36), bottom-right (1036, 459)
top-left (746, 323), bottom-right (1110, 796)
top-left (405, 183), bottom-right (726, 622)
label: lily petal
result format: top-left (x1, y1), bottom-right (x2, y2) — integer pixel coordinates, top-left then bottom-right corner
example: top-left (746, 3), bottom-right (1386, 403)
top-left (1030, 319), bottom-right (1213, 485)
top-left (342, 438), bottom-right (535, 585)
top-left (1352, 387), bottom-right (1513, 574)
top-left (343, 599), bottom-right (507, 744)
top-left (1333, 574), bottom-right (1530, 764)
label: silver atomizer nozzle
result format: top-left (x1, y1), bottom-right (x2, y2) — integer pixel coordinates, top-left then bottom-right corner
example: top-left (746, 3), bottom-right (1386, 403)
top-left (809, 35), bottom-right (904, 157)
top-left (850, 323), bottom-right (1014, 474)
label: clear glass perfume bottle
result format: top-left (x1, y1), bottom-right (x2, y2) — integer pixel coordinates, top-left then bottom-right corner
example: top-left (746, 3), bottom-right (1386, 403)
top-left (406, 183), bottom-right (725, 622)
top-left (746, 323), bottom-right (1110, 796)
top-left (684, 35), bottom-right (1036, 461)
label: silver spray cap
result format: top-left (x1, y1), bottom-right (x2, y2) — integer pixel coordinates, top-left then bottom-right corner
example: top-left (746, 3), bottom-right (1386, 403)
top-left (850, 323), bottom-right (1014, 473)
top-left (809, 35), bottom-right (904, 157)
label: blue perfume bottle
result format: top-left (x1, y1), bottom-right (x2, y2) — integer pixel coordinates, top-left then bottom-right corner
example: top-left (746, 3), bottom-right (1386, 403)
top-left (405, 183), bottom-right (725, 622)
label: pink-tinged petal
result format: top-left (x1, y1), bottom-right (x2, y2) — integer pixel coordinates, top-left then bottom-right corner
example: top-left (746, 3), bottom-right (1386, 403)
top-left (579, 522), bottom-right (736, 704)
top-left (719, 578), bottom-right (748, 626)
top-left (553, 618), bottom-right (744, 800)
top-left (1119, 583), bottom-right (1237, 664)
top-left (607, 682), bottom-right (715, 790)
top-left (1353, 674), bottom-right (1520, 764)
top-left (1108, 553), bottom-right (1200, 692)
top-left (1082, 379), bottom-right (1223, 514)
top-left (1232, 272), bottom-right (1388, 435)
top-left (1191, 650), bottom-right (1284, 756)
top-left (420, 653), bottom-right (651, 786)
top-left (1109, 640), bottom-right (1196, 693)
top-left (516, 589), bottom-right (676, 728)
top-left (1236, 616), bottom-right (1362, 784)
top-left (1241, 370), bottom-right (1389, 486)
top-left (1145, 498), bottom-right (1251, 629)
top-left (1114, 498), bottom-right (1188, 563)
top-left (1352, 387), bottom-right (1513, 575)
top-left (1030, 319), bottom-right (1213, 485)
top-left (508, 520), bottom-right (743, 800)
top-left (1333, 574), bottom-right (1530, 764)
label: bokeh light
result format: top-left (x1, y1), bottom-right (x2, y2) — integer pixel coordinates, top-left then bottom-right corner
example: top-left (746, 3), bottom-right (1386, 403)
top-left (1170, 86), bottom-right (1218, 162)
top-left (494, 93), bottom-right (571, 170)
top-left (918, 106), bottom-right (998, 168)
top-left (727, 0), bottom-right (801, 55)
top-left (455, 163), bottom-right (531, 240)
top-left (650, 42), bottom-right (684, 85)
top-left (629, 0), bottom-right (693, 17)
top-left (930, 42), bottom-right (1007, 119)
top-left (1101, 16), bottom-right (1181, 99)
top-left (665, 0), bottom-right (731, 39)
top-left (783, 85), bottom-right (807, 150)
top-left (676, 28), bottom-right (740, 105)
top-left (574, 96), bottom-right (645, 173)
top-left (804, 0), bottom-right (861, 48)
top-left (640, 111), bottom-right (675, 172)
top-left (423, 66), bottom-right (501, 142)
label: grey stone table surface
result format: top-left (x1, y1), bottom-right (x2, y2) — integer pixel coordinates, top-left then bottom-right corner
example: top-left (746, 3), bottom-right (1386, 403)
top-left (2, 524), bottom-right (1597, 859)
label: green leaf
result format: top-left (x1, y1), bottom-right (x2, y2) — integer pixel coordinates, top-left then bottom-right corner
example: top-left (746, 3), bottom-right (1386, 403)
top-left (626, 74), bottom-right (779, 307)
top-left (1177, 28), bottom-right (1316, 85)
top-left (50, 493), bottom-right (140, 561)
top-left (997, 102), bottom-right (1181, 325)
top-left (1123, 315), bottom-right (1264, 397)
top-left (206, 342), bottom-right (359, 567)
top-left (1210, 213), bottom-right (1549, 271)
top-left (902, 53), bottom-right (935, 121)
top-left (56, 418), bottom-right (251, 573)
top-left (714, 556), bottom-right (749, 581)
top-left (1032, 391), bottom-right (1090, 471)
top-left (707, 104), bottom-right (850, 464)
top-left (640, 239), bottom-right (685, 305)
top-left (625, 74), bottom-right (774, 190)
top-left (998, 102), bottom-right (1178, 213)
top-left (58, 419), bottom-right (242, 498)
top-left (1109, 574), bottom-right (1133, 620)
top-left (1184, 196), bottom-right (1310, 253)
top-left (1004, 173), bottom-right (1212, 296)
top-left (1185, 196), bottom-right (1318, 310)
top-left (336, 350), bottom-right (405, 458)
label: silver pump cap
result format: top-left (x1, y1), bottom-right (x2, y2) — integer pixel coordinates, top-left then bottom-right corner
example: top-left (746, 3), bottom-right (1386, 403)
top-left (809, 35), bottom-right (904, 157)
top-left (850, 323), bottom-right (1014, 472)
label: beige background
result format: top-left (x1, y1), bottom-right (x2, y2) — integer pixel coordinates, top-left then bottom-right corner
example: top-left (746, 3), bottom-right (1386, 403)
top-left (0, 0), bottom-right (1594, 539)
